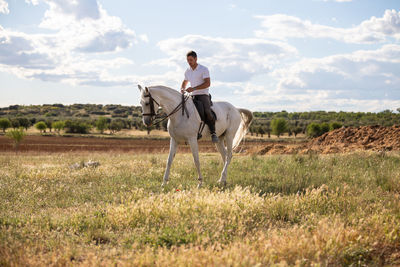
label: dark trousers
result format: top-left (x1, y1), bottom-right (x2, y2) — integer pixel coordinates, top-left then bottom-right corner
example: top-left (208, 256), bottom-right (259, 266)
top-left (193, 94), bottom-right (216, 134)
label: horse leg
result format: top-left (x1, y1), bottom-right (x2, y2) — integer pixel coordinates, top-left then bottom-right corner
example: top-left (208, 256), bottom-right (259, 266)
top-left (218, 134), bottom-right (233, 186)
top-left (162, 138), bottom-right (178, 187)
top-left (215, 136), bottom-right (226, 165)
top-left (188, 137), bottom-right (203, 188)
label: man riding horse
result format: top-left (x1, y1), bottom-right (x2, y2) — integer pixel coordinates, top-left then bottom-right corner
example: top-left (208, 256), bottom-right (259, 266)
top-left (180, 50), bottom-right (219, 143)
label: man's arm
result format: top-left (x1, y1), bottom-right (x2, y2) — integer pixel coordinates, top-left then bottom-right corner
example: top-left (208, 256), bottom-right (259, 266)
top-left (186, 78), bottom-right (210, 92)
top-left (181, 80), bottom-right (188, 93)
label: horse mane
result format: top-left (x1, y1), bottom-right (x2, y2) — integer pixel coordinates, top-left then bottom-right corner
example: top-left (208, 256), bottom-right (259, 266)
top-left (148, 85), bottom-right (181, 98)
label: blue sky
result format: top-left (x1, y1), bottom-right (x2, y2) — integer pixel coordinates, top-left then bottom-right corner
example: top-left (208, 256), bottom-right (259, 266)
top-left (0, 0), bottom-right (399, 112)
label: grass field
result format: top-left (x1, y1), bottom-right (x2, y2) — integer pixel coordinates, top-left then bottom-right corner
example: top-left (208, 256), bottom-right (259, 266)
top-left (1, 151), bottom-right (400, 266)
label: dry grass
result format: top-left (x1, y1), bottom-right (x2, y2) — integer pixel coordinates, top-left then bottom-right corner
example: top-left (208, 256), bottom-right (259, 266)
top-left (1, 151), bottom-right (400, 266)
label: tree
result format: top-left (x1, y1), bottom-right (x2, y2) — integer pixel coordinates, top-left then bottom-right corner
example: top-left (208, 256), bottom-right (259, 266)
top-left (266, 127), bottom-right (271, 138)
top-left (257, 126), bottom-right (265, 138)
top-left (35, 121), bottom-right (47, 133)
top-left (64, 120), bottom-right (92, 134)
top-left (45, 120), bottom-right (53, 132)
top-left (52, 121), bottom-right (65, 135)
top-left (330, 122), bottom-right (342, 130)
top-left (29, 117), bottom-right (36, 125)
top-left (271, 118), bottom-right (288, 137)
top-left (6, 127), bottom-right (25, 152)
top-left (320, 122), bottom-right (330, 135)
top-left (293, 126), bottom-right (303, 137)
top-left (109, 120), bottom-right (123, 134)
top-left (96, 117), bottom-right (108, 134)
top-left (0, 118), bottom-right (11, 133)
top-left (10, 118), bottom-right (20, 129)
top-left (306, 123), bottom-right (322, 138)
top-left (17, 117), bottom-right (31, 131)
top-left (249, 125), bottom-right (256, 136)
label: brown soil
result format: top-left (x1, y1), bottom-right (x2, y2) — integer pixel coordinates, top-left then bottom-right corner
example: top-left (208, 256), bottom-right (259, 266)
top-left (2, 125), bottom-right (398, 155)
top-left (251, 125), bottom-right (400, 155)
top-left (0, 135), bottom-right (281, 154)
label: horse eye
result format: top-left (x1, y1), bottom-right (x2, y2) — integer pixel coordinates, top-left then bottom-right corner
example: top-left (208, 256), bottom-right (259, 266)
top-left (145, 103), bottom-right (149, 106)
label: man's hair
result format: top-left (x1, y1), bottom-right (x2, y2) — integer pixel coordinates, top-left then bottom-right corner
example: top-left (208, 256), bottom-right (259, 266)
top-left (186, 50), bottom-right (197, 58)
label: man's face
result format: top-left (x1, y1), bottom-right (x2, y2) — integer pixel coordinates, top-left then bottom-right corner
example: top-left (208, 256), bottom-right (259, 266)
top-left (187, 56), bottom-right (197, 69)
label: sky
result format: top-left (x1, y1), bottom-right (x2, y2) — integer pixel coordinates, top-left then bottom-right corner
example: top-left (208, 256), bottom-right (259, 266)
top-left (0, 0), bottom-right (399, 112)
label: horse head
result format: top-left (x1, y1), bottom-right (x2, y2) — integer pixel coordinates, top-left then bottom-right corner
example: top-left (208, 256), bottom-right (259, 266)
top-left (138, 85), bottom-right (160, 127)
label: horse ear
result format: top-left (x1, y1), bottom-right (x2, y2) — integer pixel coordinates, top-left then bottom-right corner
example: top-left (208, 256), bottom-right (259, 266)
top-left (138, 85), bottom-right (142, 91)
top-left (145, 87), bottom-right (149, 93)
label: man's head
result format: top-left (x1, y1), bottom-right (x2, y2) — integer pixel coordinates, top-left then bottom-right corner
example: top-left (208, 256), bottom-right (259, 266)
top-left (186, 50), bottom-right (197, 69)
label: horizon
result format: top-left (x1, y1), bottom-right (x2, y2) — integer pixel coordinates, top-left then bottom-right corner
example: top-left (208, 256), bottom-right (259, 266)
top-left (1, 0), bottom-right (400, 112)
top-left (1, 102), bottom-right (399, 114)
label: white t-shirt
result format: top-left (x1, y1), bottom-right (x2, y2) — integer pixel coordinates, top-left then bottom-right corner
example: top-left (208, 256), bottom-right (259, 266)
top-left (184, 64), bottom-right (210, 96)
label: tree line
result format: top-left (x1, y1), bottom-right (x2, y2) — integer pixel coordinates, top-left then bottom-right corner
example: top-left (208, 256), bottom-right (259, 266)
top-left (1, 104), bottom-right (400, 138)
top-left (0, 116), bottom-right (167, 135)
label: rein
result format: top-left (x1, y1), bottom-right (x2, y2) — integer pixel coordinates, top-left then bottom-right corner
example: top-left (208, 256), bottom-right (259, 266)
top-left (142, 90), bottom-right (190, 126)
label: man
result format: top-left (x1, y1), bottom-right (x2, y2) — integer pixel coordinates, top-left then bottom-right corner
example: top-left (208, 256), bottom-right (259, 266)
top-left (181, 51), bottom-right (218, 143)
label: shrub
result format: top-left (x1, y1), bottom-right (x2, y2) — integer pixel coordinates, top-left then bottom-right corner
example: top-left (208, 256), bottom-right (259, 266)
top-left (35, 121), bottom-right (47, 133)
top-left (5, 127), bottom-right (25, 151)
top-left (109, 120), bottom-right (124, 134)
top-left (0, 118), bottom-right (11, 133)
top-left (52, 121), bottom-right (65, 134)
top-left (320, 122), bottom-right (330, 135)
top-left (307, 123), bottom-right (322, 138)
top-left (293, 126), bottom-right (303, 137)
top-left (330, 122), bottom-right (342, 130)
top-left (96, 117), bottom-right (108, 134)
top-left (64, 120), bottom-right (92, 134)
top-left (271, 118), bottom-right (288, 137)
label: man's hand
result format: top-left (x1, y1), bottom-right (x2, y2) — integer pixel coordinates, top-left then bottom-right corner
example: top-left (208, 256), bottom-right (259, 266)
top-left (180, 88), bottom-right (185, 94)
top-left (186, 87), bottom-right (195, 93)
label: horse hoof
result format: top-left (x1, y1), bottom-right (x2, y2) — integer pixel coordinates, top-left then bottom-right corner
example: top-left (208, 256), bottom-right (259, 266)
top-left (161, 181), bottom-right (168, 187)
top-left (197, 182), bottom-right (202, 189)
top-left (218, 180), bottom-right (227, 187)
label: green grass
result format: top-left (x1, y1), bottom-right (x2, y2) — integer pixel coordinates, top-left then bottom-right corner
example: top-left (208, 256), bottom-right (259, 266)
top-left (1, 151), bottom-right (400, 266)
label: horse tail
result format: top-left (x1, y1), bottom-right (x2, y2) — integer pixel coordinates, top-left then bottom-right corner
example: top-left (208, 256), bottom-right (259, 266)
top-left (232, 108), bottom-right (253, 150)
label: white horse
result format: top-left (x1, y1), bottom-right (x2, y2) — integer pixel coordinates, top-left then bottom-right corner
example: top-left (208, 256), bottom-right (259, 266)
top-left (138, 85), bottom-right (253, 187)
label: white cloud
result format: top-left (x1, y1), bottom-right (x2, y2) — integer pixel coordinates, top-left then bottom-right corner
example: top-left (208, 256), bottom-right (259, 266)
top-left (0, 0), bottom-right (143, 86)
top-left (37, 0), bottom-right (137, 53)
top-left (0, 0), bottom-right (9, 14)
top-left (0, 28), bottom-right (57, 69)
top-left (41, 0), bottom-right (100, 21)
top-left (255, 9), bottom-right (400, 44)
top-left (207, 79), bottom-right (400, 112)
top-left (273, 44), bottom-right (400, 101)
top-left (201, 44), bottom-right (400, 112)
top-left (139, 34), bottom-right (149, 43)
top-left (25, 0), bottom-right (39, 5)
top-left (154, 34), bottom-right (298, 82)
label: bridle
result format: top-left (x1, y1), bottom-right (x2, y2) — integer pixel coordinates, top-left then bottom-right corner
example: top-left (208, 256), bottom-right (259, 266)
top-left (141, 87), bottom-right (190, 126)
top-left (142, 89), bottom-right (159, 118)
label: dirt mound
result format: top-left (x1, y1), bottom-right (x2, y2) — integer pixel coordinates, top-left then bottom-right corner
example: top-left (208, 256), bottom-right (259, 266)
top-left (309, 125), bottom-right (400, 153)
top-left (250, 143), bottom-right (306, 155)
top-left (252, 125), bottom-right (400, 155)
